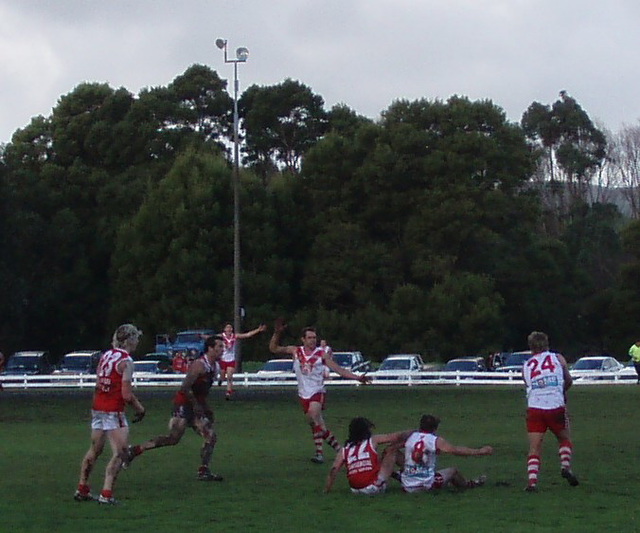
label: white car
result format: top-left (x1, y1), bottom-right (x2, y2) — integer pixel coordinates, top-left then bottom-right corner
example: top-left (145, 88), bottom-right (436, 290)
top-left (570, 356), bottom-right (624, 380)
top-left (374, 354), bottom-right (425, 381)
top-left (256, 359), bottom-right (295, 381)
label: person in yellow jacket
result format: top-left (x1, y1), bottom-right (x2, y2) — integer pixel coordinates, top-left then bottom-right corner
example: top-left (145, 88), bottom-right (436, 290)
top-left (629, 340), bottom-right (640, 384)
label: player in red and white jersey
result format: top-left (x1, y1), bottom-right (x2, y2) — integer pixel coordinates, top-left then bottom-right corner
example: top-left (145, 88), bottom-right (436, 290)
top-left (400, 414), bottom-right (492, 494)
top-left (124, 335), bottom-right (225, 482)
top-left (522, 331), bottom-right (579, 491)
top-left (270, 319), bottom-right (370, 464)
top-left (218, 322), bottom-right (266, 400)
top-left (74, 324), bottom-right (145, 505)
top-left (324, 417), bottom-right (411, 494)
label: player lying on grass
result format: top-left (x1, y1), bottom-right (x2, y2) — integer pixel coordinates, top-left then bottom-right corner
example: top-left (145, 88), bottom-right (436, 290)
top-left (123, 335), bottom-right (224, 481)
top-left (324, 417), bottom-right (411, 494)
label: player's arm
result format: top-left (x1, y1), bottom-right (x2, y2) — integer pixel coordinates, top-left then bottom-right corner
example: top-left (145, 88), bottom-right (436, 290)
top-left (323, 353), bottom-right (370, 384)
top-left (436, 437), bottom-right (493, 456)
top-left (269, 319), bottom-right (297, 356)
top-left (119, 359), bottom-right (145, 423)
top-left (324, 452), bottom-right (345, 493)
top-left (557, 354), bottom-right (572, 392)
top-left (237, 324), bottom-right (267, 340)
top-left (371, 430), bottom-right (413, 447)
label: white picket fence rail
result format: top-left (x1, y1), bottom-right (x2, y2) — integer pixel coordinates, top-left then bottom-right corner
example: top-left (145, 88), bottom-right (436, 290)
top-left (1, 369), bottom-right (637, 390)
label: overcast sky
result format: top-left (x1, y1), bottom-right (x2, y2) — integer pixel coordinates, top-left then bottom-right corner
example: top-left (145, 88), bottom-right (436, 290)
top-left (2, 0), bottom-right (639, 144)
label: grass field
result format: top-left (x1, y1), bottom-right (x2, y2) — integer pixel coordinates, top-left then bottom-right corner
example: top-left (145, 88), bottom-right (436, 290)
top-left (1, 385), bottom-right (639, 533)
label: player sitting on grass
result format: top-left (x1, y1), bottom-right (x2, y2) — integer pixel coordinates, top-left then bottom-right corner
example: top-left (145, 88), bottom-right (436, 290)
top-left (324, 417), bottom-right (411, 494)
top-left (400, 414), bottom-right (492, 493)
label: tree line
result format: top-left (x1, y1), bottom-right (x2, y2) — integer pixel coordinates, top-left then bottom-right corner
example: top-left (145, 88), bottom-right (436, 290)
top-left (1, 64), bottom-right (640, 363)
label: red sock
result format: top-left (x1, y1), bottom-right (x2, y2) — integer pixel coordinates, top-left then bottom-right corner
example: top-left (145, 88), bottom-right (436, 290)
top-left (133, 445), bottom-right (143, 457)
top-left (558, 440), bottom-right (573, 470)
top-left (322, 429), bottom-right (341, 451)
top-left (312, 425), bottom-right (324, 454)
top-left (527, 454), bottom-right (540, 486)
top-left (100, 489), bottom-right (113, 499)
top-left (77, 484), bottom-right (90, 494)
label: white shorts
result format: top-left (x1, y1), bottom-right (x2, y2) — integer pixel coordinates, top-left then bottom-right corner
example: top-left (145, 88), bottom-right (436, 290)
top-left (350, 481), bottom-right (387, 495)
top-left (91, 410), bottom-right (128, 430)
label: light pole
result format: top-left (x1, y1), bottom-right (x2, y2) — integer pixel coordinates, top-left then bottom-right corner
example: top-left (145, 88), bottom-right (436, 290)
top-left (216, 38), bottom-right (248, 368)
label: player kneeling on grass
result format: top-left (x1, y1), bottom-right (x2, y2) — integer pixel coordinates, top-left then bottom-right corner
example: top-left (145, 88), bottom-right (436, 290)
top-left (123, 335), bottom-right (224, 482)
top-left (324, 417), bottom-right (411, 494)
top-left (400, 414), bottom-right (493, 493)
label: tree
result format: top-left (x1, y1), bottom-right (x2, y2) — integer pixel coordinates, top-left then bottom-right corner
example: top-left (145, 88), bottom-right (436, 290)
top-left (607, 122), bottom-right (640, 218)
top-left (240, 79), bottom-right (328, 177)
top-left (521, 91), bottom-right (607, 233)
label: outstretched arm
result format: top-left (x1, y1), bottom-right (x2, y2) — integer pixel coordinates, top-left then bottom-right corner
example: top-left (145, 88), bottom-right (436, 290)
top-left (323, 353), bottom-right (371, 384)
top-left (436, 437), bottom-right (493, 456)
top-left (237, 324), bottom-right (267, 340)
top-left (371, 430), bottom-right (413, 448)
top-left (324, 453), bottom-right (345, 493)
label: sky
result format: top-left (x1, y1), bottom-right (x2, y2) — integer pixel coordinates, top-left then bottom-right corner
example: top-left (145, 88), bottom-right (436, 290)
top-left (2, 0), bottom-right (640, 144)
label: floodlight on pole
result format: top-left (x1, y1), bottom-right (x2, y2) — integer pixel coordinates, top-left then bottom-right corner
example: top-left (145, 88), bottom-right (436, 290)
top-left (216, 38), bottom-right (248, 369)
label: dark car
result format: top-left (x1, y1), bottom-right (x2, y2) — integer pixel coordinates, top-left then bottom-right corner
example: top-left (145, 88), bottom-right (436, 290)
top-left (3, 351), bottom-right (53, 375)
top-left (494, 351), bottom-right (533, 373)
top-left (331, 351), bottom-right (371, 374)
top-left (55, 350), bottom-right (102, 374)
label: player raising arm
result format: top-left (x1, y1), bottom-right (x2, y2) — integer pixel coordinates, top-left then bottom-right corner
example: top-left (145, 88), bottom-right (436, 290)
top-left (270, 319), bottom-right (370, 464)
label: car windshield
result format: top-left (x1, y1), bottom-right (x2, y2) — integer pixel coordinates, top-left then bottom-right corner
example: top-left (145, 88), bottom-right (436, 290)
top-left (332, 353), bottom-right (352, 367)
top-left (134, 362), bottom-right (159, 373)
top-left (6, 356), bottom-right (39, 371)
top-left (573, 359), bottom-right (604, 370)
top-left (444, 360), bottom-right (477, 371)
top-left (504, 353), bottom-right (531, 367)
top-left (61, 356), bottom-right (91, 370)
top-left (260, 361), bottom-right (293, 372)
top-left (379, 359), bottom-right (410, 370)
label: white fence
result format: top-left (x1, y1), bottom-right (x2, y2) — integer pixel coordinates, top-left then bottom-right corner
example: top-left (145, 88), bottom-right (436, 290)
top-left (1, 369), bottom-right (637, 390)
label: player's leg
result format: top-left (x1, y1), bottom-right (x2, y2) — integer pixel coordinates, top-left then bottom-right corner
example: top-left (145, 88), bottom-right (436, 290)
top-left (125, 415), bottom-right (187, 468)
top-left (305, 401), bottom-right (326, 462)
top-left (194, 415), bottom-right (222, 481)
top-left (75, 429), bottom-right (106, 501)
top-left (554, 425), bottom-right (579, 487)
top-left (98, 426), bottom-right (129, 504)
top-left (526, 431), bottom-right (545, 491)
top-left (437, 467), bottom-right (486, 489)
top-left (225, 366), bottom-right (234, 399)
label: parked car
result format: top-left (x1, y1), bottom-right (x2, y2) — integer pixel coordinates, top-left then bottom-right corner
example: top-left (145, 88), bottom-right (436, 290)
top-left (3, 351), bottom-right (53, 375)
top-left (617, 361), bottom-right (639, 381)
top-left (155, 329), bottom-right (215, 357)
top-left (55, 350), bottom-right (102, 374)
top-left (139, 352), bottom-right (173, 370)
top-left (330, 351), bottom-right (371, 374)
top-left (570, 356), bottom-right (624, 380)
top-left (443, 357), bottom-right (486, 372)
top-left (256, 359), bottom-right (295, 381)
top-left (494, 351), bottom-right (533, 373)
top-left (133, 360), bottom-right (174, 382)
top-left (374, 354), bottom-right (425, 381)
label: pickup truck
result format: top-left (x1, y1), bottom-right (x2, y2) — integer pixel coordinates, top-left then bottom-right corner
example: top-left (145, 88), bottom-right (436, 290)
top-left (155, 329), bottom-right (215, 357)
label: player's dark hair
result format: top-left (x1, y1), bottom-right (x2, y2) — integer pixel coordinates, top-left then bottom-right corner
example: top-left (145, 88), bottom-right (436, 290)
top-left (301, 326), bottom-right (316, 338)
top-left (204, 335), bottom-right (224, 350)
top-left (346, 417), bottom-right (374, 446)
top-left (419, 414), bottom-right (440, 433)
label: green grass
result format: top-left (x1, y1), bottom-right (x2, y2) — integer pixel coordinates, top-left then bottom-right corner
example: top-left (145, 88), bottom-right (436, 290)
top-left (1, 386), bottom-right (639, 532)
